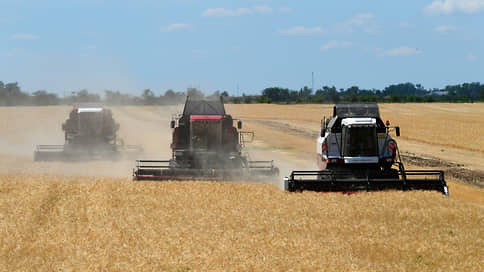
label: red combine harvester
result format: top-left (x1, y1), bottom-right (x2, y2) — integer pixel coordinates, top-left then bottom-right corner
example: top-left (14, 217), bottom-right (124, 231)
top-left (133, 96), bottom-right (279, 181)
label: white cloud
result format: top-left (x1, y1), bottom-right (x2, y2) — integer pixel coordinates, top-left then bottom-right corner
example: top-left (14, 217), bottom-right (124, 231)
top-left (160, 23), bottom-right (192, 32)
top-left (279, 26), bottom-right (324, 35)
top-left (336, 13), bottom-right (379, 33)
top-left (425, 0), bottom-right (484, 15)
top-left (348, 13), bottom-right (374, 26)
top-left (202, 8), bottom-right (252, 17)
top-left (434, 25), bottom-right (457, 33)
top-left (467, 53), bottom-right (477, 61)
top-left (192, 49), bottom-right (207, 54)
top-left (11, 33), bottom-right (39, 40)
top-left (1, 48), bottom-right (26, 57)
top-left (381, 46), bottom-right (422, 57)
top-left (399, 22), bottom-right (415, 28)
top-left (1, 51), bottom-right (14, 57)
top-left (254, 5), bottom-right (273, 14)
top-left (201, 6), bottom-right (290, 17)
top-left (320, 41), bottom-right (352, 51)
top-left (278, 7), bottom-right (292, 13)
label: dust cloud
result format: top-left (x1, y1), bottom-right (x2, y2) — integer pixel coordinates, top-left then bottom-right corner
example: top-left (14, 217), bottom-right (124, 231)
top-left (0, 106), bottom-right (180, 179)
top-left (0, 105), bottom-right (307, 187)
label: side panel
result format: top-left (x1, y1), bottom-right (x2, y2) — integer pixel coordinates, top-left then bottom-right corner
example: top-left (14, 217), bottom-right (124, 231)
top-left (316, 136), bottom-right (327, 170)
top-left (316, 133), bottom-right (341, 170)
top-left (326, 133), bottom-right (341, 159)
top-left (377, 133), bottom-right (396, 158)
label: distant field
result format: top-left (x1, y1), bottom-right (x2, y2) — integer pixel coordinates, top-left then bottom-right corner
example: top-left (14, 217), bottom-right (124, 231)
top-left (0, 104), bottom-right (483, 270)
top-left (0, 174), bottom-right (483, 271)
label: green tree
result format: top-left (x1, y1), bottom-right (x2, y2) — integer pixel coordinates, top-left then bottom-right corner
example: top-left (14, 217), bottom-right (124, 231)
top-left (32, 90), bottom-right (59, 105)
top-left (187, 88), bottom-right (204, 99)
top-left (311, 96), bottom-right (324, 103)
top-left (243, 95), bottom-right (253, 104)
top-left (406, 95), bottom-right (416, 103)
top-left (390, 94), bottom-right (401, 103)
top-left (1, 82), bottom-right (29, 105)
top-left (300, 86), bottom-right (312, 97)
top-left (328, 87), bottom-right (340, 103)
top-left (164, 89), bottom-right (176, 99)
top-left (72, 89), bottom-right (100, 103)
top-left (257, 96), bottom-right (271, 104)
top-left (142, 89), bottom-right (156, 105)
top-left (350, 93), bottom-right (358, 103)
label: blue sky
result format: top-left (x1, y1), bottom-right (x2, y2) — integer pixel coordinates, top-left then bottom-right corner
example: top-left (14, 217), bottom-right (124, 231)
top-left (1, 0), bottom-right (483, 95)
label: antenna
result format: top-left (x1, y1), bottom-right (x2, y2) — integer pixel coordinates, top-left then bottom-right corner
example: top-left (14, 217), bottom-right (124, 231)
top-left (236, 83), bottom-right (239, 97)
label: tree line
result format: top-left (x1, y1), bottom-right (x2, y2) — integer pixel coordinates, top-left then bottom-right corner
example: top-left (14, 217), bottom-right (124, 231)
top-left (0, 81), bottom-right (229, 106)
top-left (254, 82), bottom-right (484, 104)
top-left (1, 80), bottom-right (483, 106)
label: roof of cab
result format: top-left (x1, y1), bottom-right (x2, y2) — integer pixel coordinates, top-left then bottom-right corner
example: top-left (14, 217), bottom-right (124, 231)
top-left (77, 107), bottom-right (103, 113)
top-left (333, 104), bottom-right (380, 118)
top-left (183, 96), bottom-right (226, 116)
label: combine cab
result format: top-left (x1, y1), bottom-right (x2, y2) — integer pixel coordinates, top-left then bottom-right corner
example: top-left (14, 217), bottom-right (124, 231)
top-left (134, 96), bottom-right (279, 181)
top-left (34, 104), bottom-right (142, 161)
top-left (284, 104), bottom-right (449, 196)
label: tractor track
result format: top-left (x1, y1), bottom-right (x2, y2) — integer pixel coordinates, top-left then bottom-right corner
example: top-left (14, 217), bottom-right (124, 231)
top-left (401, 152), bottom-right (484, 188)
top-left (251, 119), bottom-right (484, 188)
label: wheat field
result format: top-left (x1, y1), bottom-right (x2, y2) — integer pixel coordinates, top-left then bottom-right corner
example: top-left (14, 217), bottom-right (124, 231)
top-left (1, 174), bottom-right (482, 271)
top-left (0, 104), bottom-right (483, 271)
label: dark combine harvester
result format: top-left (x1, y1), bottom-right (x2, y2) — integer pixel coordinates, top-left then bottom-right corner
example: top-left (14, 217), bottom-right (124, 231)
top-left (34, 104), bottom-right (142, 161)
top-left (284, 104), bottom-right (449, 196)
top-left (133, 96), bottom-right (279, 181)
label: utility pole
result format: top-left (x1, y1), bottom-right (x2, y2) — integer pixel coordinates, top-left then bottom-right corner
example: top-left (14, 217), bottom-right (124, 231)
top-left (312, 72), bottom-right (314, 93)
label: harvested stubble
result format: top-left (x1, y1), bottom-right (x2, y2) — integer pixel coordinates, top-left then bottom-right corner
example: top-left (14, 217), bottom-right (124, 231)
top-left (1, 174), bottom-right (483, 271)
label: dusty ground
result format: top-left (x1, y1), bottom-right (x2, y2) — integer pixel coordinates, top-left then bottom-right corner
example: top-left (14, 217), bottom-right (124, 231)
top-left (0, 104), bottom-right (483, 270)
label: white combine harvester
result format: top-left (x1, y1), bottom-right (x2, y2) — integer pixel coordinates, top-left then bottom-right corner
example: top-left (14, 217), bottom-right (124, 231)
top-left (284, 104), bottom-right (449, 195)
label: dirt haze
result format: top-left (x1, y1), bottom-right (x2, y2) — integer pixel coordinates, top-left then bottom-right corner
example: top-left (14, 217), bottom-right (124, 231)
top-left (0, 105), bottom-right (301, 181)
top-left (0, 106), bottom-right (179, 178)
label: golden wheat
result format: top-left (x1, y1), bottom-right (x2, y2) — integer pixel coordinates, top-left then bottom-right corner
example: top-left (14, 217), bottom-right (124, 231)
top-left (0, 174), bottom-right (482, 271)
